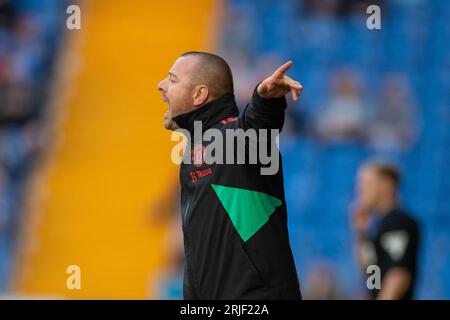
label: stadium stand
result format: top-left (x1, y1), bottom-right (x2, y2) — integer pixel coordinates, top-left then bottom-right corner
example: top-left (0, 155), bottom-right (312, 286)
top-left (1, 0), bottom-right (448, 299)
top-left (0, 0), bottom-right (65, 292)
top-left (5, 0), bottom-right (216, 298)
top-left (221, 0), bottom-right (449, 299)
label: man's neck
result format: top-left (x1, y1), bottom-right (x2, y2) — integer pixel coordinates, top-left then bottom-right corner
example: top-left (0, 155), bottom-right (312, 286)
top-left (172, 93), bottom-right (238, 133)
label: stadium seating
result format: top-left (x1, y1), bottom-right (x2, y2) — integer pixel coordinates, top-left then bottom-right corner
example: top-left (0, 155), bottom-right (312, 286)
top-left (227, 0), bottom-right (450, 299)
top-left (1, 0), bottom-right (448, 299)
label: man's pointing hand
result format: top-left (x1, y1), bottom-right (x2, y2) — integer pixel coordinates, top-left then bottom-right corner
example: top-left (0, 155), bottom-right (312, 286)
top-left (257, 61), bottom-right (303, 101)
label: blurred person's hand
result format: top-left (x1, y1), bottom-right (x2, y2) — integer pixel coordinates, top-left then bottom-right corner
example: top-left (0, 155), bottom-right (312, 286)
top-left (257, 61), bottom-right (303, 101)
top-left (350, 201), bottom-right (372, 237)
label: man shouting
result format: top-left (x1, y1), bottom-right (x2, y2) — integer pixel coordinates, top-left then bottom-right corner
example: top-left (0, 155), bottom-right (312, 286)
top-left (157, 52), bottom-right (303, 299)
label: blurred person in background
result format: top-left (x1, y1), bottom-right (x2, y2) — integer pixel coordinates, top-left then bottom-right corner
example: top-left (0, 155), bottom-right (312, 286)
top-left (351, 162), bottom-right (421, 300)
top-left (303, 261), bottom-right (345, 300)
top-left (315, 68), bottom-right (369, 144)
top-left (303, 0), bottom-right (339, 17)
top-left (0, 11), bottom-right (44, 125)
top-left (368, 73), bottom-right (419, 152)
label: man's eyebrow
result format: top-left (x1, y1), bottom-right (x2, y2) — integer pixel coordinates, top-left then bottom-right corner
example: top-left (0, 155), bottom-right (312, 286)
top-left (168, 72), bottom-right (178, 80)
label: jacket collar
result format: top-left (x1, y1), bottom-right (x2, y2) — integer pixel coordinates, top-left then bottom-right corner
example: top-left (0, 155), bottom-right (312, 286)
top-left (172, 93), bottom-right (239, 133)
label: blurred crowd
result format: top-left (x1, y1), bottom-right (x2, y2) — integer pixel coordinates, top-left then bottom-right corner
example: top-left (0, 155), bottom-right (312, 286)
top-left (220, 0), bottom-right (420, 153)
top-left (0, 0), bottom-right (65, 290)
top-left (213, 0), bottom-right (448, 299)
top-left (0, 0), bottom-right (448, 299)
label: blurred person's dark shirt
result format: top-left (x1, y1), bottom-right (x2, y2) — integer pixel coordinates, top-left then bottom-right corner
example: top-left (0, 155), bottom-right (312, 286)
top-left (368, 74), bottom-right (419, 152)
top-left (369, 207), bottom-right (420, 300)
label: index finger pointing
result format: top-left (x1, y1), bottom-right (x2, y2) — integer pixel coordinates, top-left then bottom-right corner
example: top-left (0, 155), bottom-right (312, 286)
top-left (272, 60), bottom-right (293, 78)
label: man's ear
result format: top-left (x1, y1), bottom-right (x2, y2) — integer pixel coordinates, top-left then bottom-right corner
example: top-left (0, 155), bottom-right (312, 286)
top-left (192, 85), bottom-right (209, 108)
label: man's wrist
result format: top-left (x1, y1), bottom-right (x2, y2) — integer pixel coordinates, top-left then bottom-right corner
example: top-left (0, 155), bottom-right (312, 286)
top-left (253, 84), bottom-right (287, 109)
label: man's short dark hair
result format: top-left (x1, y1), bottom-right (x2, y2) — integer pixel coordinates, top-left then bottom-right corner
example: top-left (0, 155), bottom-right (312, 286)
top-left (181, 51), bottom-right (234, 99)
top-left (367, 162), bottom-right (401, 187)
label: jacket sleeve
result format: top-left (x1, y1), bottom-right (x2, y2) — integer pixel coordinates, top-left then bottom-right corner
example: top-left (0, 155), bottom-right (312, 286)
top-left (240, 85), bottom-right (287, 131)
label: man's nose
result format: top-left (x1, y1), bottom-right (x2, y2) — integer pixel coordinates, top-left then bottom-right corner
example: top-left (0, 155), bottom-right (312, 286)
top-left (157, 78), bottom-right (167, 92)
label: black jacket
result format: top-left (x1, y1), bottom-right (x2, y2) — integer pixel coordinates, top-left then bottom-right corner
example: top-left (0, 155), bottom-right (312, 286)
top-left (172, 88), bottom-right (301, 300)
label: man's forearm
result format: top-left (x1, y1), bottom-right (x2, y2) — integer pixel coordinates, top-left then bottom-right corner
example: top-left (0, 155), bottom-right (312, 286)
top-left (377, 268), bottom-right (412, 300)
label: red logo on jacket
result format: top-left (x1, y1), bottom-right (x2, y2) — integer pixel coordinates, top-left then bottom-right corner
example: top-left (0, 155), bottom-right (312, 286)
top-left (191, 144), bottom-right (205, 167)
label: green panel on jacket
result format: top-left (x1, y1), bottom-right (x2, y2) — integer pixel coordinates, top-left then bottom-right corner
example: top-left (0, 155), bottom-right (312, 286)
top-left (211, 184), bottom-right (282, 242)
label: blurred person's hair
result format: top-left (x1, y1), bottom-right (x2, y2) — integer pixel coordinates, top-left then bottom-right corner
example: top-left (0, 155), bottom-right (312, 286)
top-left (180, 51), bottom-right (234, 99)
top-left (365, 161), bottom-right (401, 188)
